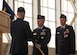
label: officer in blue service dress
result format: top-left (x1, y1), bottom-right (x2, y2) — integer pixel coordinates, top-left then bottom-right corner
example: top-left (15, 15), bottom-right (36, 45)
top-left (32, 15), bottom-right (51, 55)
top-left (55, 14), bottom-right (75, 55)
top-left (10, 7), bottom-right (35, 55)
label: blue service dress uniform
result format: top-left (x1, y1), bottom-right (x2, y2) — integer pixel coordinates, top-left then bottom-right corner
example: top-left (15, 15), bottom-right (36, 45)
top-left (55, 24), bottom-right (75, 55)
top-left (32, 26), bottom-right (51, 55)
top-left (10, 18), bottom-right (34, 55)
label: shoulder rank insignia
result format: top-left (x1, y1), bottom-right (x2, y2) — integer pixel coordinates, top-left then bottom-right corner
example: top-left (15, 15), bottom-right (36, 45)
top-left (33, 32), bottom-right (37, 35)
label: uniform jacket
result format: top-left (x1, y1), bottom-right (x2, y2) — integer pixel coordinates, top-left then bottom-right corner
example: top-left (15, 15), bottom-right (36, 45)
top-left (10, 18), bottom-right (33, 54)
top-left (32, 26), bottom-right (51, 55)
top-left (55, 24), bottom-right (75, 55)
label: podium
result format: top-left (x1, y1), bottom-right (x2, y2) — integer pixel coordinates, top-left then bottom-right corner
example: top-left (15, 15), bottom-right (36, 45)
top-left (0, 11), bottom-right (10, 55)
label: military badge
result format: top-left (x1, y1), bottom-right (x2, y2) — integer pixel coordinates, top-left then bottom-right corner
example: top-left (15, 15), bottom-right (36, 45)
top-left (66, 29), bottom-right (69, 33)
top-left (64, 29), bottom-right (69, 38)
top-left (64, 34), bottom-right (68, 38)
top-left (33, 32), bottom-right (37, 37)
top-left (40, 32), bottom-right (46, 35)
top-left (57, 32), bottom-right (60, 34)
top-left (39, 15), bottom-right (41, 18)
top-left (41, 36), bottom-right (44, 39)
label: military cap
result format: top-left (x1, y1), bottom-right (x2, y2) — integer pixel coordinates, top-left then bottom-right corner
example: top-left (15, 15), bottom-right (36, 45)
top-left (17, 7), bottom-right (25, 13)
top-left (60, 14), bottom-right (66, 19)
top-left (37, 15), bottom-right (45, 19)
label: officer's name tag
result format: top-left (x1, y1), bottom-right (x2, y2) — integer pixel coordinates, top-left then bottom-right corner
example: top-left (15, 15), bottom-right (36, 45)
top-left (41, 36), bottom-right (44, 39)
top-left (33, 32), bottom-right (37, 35)
top-left (57, 32), bottom-right (60, 34)
top-left (40, 32), bottom-right (46, 35)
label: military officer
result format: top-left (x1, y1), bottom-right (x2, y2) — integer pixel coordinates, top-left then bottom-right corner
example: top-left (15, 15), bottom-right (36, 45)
top-left (10, 7), bottom-right (35, 55)
top-left (32, 15), bottom-right (51, 55)
top-left (55, 14), bottom-right (75, 55)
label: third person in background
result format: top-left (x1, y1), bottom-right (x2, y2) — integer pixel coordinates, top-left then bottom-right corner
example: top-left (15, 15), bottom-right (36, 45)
top-left (55, 14), bottom-right (75, 55)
